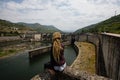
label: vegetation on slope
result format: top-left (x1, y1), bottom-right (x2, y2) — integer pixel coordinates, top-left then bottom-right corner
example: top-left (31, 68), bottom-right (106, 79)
top-left (0, 19), bottom-right (33, 36)
top-left (0, 19), bottom-right (62, 36)
top-left (18, 22), bottom-right (62, 33)
top-left (75, 14), bottom-right (120, 34)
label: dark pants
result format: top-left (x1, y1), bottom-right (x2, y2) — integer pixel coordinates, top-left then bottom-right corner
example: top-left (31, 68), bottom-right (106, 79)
top-left (44, 62), bottom-right (54, 70)
top-left (44, 62), bottom-right (61, 80)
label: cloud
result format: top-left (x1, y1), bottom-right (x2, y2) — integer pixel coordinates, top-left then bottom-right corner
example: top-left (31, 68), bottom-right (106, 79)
top-left (0, 0), bottom-right (120, 32)
top-left (6, 0), bottom-right (48, 10)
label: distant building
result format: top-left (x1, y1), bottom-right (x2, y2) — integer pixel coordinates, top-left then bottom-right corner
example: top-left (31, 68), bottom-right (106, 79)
top-left (11, 27), bottom-right (18, 31)
top-left (23, 31), bottom-right (41, 41)
top-left (34, 34), bottom-right (41, 41)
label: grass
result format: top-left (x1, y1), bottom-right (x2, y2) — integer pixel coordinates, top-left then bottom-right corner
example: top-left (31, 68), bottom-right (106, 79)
top-left (71, 42), bottom-right (96, 74)
top-left (0, 48), bottom-right (17, 57)
top-left (0, 42), bottom-right (43, 58)
top-left (0, 44), bottom-right (27, 58)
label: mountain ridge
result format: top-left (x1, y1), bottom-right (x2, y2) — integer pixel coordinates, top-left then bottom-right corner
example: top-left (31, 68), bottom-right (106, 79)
top-left (0, 19), bottom-right (62, 36)
top-left (74, 14), bottom-right (120, 34)
top-left (17, 22), bottom-right (62, 33)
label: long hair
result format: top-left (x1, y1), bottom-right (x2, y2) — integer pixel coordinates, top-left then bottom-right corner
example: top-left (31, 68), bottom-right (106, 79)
top-left (52, 32), bottom-right (63, 63)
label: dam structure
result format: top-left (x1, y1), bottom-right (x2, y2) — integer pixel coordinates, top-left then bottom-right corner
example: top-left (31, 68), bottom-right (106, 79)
top-left (31, 33), bottom-right (120, 80)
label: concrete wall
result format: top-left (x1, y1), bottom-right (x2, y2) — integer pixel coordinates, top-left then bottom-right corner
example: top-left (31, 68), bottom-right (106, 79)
top-left (77, 33), bottom-right (120, 80)
top-left (29, 46), bottom-right (51, 58)
top-left (77, 33), bottom-right (101, 75)
top-left (28, 41), bottom-right (71, 58)
top-left (100, 33), bottom-right (120, 80)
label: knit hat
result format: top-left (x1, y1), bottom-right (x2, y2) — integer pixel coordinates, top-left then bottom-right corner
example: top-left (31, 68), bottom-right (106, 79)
top-left (53, 32), bottom-right (61, 40)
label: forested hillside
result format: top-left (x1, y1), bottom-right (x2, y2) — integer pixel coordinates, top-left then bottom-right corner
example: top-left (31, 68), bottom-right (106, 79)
top-left (75, 14), bottom-right (120, 34)
top-left (18, 22), bottom-right (61, 33)
top-left (0, 19), bottom-right (33, 36)
top-left (0, 19), bottom-right (62, 36)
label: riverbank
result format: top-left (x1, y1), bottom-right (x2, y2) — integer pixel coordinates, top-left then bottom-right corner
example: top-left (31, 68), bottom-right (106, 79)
top-left (0, 42), bottom-right (49, 59)
top-left (0, 43), bottom-right (28, 59)
top-left (71, 42), bottom-right (95, 74)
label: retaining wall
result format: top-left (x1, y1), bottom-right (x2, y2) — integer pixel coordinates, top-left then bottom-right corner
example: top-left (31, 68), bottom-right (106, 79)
top-left (28, 41), bottom-right (71, 58)
top-left (29, 46), bottom-right (51, 58)
top-left (77, 33), bottom-right (120, 80)
top-left (100, 33), bottom-right (120, 80)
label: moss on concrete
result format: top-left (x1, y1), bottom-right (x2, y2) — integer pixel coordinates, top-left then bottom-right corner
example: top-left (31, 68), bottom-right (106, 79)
top-left (71, 42), bottom-right (95, 74)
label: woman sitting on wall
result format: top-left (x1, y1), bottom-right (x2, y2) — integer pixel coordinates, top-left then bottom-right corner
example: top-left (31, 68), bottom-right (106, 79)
top-left (44, 32), bottom-right (66, 72)
top-left (50, 32), bottom-right (66, 72)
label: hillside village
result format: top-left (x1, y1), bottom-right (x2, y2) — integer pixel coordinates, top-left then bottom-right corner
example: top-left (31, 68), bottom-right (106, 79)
top-left (0, 19), bottom-right (62, 42)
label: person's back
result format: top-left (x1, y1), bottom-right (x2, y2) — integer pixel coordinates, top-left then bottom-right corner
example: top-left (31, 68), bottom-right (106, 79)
top-left (50, 32), bottom-right (66, 72)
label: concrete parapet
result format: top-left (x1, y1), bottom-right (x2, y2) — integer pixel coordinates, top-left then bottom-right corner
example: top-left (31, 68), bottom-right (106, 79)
top-left (28, 41), bottom-right (71, 58)
top-left (100, 33), bottom-right (120, 80)
top-left (63, 66), bottom-right (111, 80)
top-left (31, 66), bottom-right (110, 80)
top-left (29, 46), bottom-right (51, 58)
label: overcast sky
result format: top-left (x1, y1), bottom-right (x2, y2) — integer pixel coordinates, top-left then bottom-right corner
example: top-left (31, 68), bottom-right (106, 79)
top-left (0, 0), bottom-right (120, 32)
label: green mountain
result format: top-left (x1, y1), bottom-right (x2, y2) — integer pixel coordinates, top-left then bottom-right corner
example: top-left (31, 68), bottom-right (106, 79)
top-left (0, 19), bottom-right (62, 36)
top-left (18, 22), bottom-right (62, 33)
top-left (0, 19), bottom-right (33, 36)
top-left (74, 14), bottom-right (120, 34)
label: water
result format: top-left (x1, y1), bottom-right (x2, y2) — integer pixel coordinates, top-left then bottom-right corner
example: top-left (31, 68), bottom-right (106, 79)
top-left (0, 46), bottom-right (76, 80)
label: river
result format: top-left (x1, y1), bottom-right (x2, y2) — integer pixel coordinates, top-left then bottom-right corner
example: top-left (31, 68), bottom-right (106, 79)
top-left (0, 45), bottom-right (76, 80)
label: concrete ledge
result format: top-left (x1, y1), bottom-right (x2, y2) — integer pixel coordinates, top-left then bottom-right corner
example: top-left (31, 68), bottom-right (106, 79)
top-left (100, 33), bottom-right (120, 80)
top-left (29, 45), bottom-right (51, 58)
top-left (28, 41), bottom-right (71, 58)
top-left (63, 66), bottom-right (111, 80)
top-left (101, 33), bottom-right (120, 38)
top-left (31, 66), bottom-right (111, 80)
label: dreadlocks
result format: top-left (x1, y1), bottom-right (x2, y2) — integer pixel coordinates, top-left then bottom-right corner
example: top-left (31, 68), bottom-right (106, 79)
top-left (52, 32), bottom-right (63, 63)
